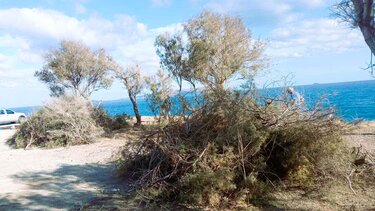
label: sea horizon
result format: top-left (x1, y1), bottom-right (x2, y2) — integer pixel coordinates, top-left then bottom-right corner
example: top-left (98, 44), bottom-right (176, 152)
top-left (8, 79), bottom-right (375, 121)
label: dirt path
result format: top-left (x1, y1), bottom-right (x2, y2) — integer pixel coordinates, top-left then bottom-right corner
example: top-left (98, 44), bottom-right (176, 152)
top-left (0, 130), bottom-right (129, 211)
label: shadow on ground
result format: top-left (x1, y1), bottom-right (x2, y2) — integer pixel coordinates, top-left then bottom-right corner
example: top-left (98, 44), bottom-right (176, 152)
top-left (0, 162), bottom-right (129, 210)
top-left (5, 133), bottom-right (17, 148)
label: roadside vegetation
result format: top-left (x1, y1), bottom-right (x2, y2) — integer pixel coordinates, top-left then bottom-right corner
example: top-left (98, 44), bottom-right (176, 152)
top-left (8, 10), bottom-right (374, 210)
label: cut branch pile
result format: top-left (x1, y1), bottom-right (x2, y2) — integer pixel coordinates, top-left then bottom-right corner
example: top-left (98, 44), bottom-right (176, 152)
top-left (118, 93), bottom-right (353, 209)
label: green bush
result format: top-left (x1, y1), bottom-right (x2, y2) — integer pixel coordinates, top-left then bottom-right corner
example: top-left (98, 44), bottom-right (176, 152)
top-left (91, 106), bottom-right (113, 130)
top-left (91, 106), bottom-right (130, 132)
top-left (111, 114), bottom-right (131, 130)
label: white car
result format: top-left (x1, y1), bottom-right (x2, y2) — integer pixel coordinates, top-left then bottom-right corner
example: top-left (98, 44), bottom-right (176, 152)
top-left (0, 109), bottom-right (27, 124)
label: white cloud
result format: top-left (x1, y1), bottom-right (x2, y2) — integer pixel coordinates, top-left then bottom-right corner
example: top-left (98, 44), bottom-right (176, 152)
top-left (206, 0), bottom-right (290, 13)
top-left (0, 8), bottom-right (155, 50)
top-left (0, 34), bottom-right (31, 50)
top-left (268, 18), bottom-right (366, 58)
top-left (205, 0), bottom-right (329, 13)
top-left (151, 23), bottom-right (183, 35)
top-left (304, 0), bottom-right (325, 7)
top-left (203, 0), bottom-right (335, 26)
top-left (284, 0), bottom-right (327, 8)
top-left (0, 65), bottom-right (37, 88)
top-left (151, 0), bottom-right (172, 7)
top-left (0, 7), bottom-right (183, 93)
top-left (0, 35), bottom-right (42, 74)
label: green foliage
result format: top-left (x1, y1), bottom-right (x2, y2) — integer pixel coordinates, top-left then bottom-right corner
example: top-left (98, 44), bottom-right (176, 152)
top-left (91, 106), bottom-right (130, 132)
top-left (145, 70), bottom-right (173, 121)
top-left (155, 10), bottom-right (268, 94)
top-left (266, 124), bottom-right (351, 186)
top-left (91, 106), bottom-right (113, 130)
top-left (111, 114), bottom-right (131, 130)
top-left (180, 149), bottom-right (237, 207)
top-left (35, 40), bottom-right (119, 98)
top-left (155, 33), bottom-right (187, 91)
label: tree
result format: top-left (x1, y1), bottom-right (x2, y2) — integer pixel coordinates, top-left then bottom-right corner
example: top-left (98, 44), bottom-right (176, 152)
top-left (334, 0), bottom-right (375, 76)
top-left (155, 11), bottom-right (268, 94)
top-left (145, 69), bottom-right (173, 121)
top-left (155, 33), bottom-right (188, 92)
top-left (116, 65), bottom-right (144, 126)
top-left (35, 40), bottom-right (119, 98)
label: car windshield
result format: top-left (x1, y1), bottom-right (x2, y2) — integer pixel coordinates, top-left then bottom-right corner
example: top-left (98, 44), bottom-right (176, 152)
top-left (0, 110), bottom-right (4, 115)
top-left (6, 110), bottom-right (14, 114)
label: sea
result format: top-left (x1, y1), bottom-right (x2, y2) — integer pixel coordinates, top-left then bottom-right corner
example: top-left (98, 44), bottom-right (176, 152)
top-left (10, 80), bottom-right (375, 121)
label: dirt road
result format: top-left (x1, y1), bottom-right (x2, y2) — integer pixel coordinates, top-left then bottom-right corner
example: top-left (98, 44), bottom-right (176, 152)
top-left (0, 130), bottom-right (128, 210)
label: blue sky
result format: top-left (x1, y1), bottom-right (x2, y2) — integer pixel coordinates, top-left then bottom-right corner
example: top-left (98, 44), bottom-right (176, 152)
top-left (0, 0), bottom-right (373, 107)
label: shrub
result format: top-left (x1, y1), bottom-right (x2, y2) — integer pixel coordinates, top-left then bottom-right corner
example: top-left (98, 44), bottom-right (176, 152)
top-left (118, 92), bottom-right (352, 209)
top-left (13, 96), bottom-right (102, 148)
top-left (91, 105), bottom-right (113, 130)
top-left (110, 114), bottom-right (132, 131)
top-left (91, 106), bottom-right (131, 132)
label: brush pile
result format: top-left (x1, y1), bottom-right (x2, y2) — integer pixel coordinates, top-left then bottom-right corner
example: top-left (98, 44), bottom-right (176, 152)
top-left (119, 92), bottom-right (352, 209)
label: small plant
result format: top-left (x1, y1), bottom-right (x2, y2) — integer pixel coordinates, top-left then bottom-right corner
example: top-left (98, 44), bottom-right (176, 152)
top-left (111, 114), bottom-right (131, 130)
top-left (91, 106), bottom-right (130, 132)
top-left (91, 106), bottom-right (113, 130)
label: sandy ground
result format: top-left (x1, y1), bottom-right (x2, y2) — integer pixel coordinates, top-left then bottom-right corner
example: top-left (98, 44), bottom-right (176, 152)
top-left (0, 129), bottom-right (129, 211)
top-left (345, 121), bottom-right (375, 154)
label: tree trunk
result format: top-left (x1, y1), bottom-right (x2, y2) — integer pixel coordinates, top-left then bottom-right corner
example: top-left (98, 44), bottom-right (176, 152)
top-left (129, 95), bottom-right (142, 126)
top-left (359, 26), bottom-right (375, 55)
top-left (353, 0), bottom-right (375, 56)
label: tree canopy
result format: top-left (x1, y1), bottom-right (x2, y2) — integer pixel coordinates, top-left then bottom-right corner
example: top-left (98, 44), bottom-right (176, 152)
top-left (155, 11), bottom-right (268, 93)
top-left (35, 40), bottom-right (119, 98)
